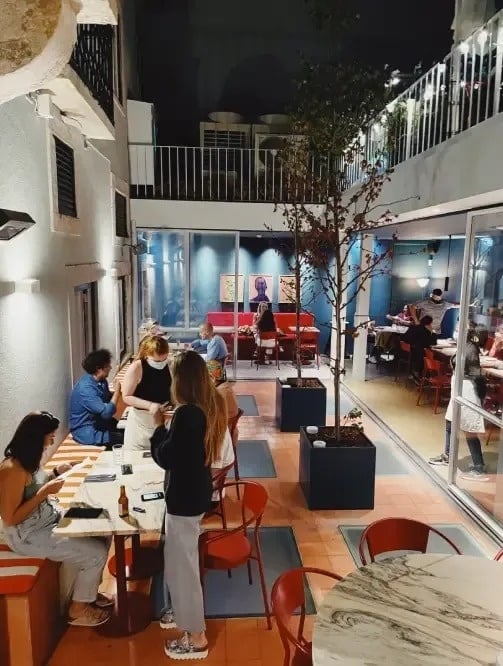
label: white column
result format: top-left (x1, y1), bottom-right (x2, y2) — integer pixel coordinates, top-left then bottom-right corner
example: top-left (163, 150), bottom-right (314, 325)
top-left (352, 234), bottom-right (373, 381)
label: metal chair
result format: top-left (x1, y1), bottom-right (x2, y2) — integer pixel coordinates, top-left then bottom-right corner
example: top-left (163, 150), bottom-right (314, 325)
top-left (228, 408), bottom-right (244, 497)
top-left (205, 461), bottom-right (235, 529)
top-left (416, 356), bottom-right (451, 414)
top-left (394, 341), bottom-right (411, 382)
top-left (359, 518), bottom-right (462, 565)
top-left (252, 331), bottom-right (279, 369)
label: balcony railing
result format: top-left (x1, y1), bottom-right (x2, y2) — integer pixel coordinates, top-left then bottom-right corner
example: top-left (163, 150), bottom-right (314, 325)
top-left (130, 9), bottom-right (503, 203)
top-left (70, 24), bottom-right (114, 124)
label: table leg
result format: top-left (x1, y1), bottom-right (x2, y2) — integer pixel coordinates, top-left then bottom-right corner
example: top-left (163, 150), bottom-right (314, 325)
top-left (98, 535), bottom-right (152, 637)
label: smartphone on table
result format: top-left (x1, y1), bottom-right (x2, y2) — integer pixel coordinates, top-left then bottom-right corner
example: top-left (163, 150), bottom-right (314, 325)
top-left (141, 491), bottom-right (164, 502)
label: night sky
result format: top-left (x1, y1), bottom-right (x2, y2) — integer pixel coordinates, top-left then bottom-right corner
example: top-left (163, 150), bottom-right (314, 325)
top-left (137, 0), bottom-right (456, 143)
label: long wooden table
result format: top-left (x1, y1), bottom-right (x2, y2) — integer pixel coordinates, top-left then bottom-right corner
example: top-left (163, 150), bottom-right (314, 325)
top-left (54, 450), bottom-right (165, 636)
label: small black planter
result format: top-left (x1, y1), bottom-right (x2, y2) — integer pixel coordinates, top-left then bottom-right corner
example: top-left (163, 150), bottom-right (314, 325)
top-left (299, 426), bottom-right (376, 510)
top-left (275, 377), bottom-right (327, 432)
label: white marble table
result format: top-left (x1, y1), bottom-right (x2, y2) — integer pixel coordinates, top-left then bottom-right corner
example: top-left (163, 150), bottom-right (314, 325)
top-left (54, 450), bottom-right (165, 636)
top-left (313, 554), bottom-right (503, 665)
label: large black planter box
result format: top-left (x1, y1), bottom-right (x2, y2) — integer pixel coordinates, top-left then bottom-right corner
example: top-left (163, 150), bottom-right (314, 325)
top-left (299, 426), bottom-right (376, 510)
top-left (275, 378), bottom-right (327, 432)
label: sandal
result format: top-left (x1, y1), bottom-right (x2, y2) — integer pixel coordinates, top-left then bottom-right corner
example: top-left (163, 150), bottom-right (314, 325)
top-left (94, 592), bottom-right (114, 608)
top-left (68, 605), bottom-right (111, 627)
top-left (164, 633), bottom-right (208, 660)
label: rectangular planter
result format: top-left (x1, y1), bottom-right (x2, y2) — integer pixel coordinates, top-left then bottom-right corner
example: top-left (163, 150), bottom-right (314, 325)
top-left (275, 378), bottom-right (327, 432)
top-left (299, 426), bottom-right (376, 510)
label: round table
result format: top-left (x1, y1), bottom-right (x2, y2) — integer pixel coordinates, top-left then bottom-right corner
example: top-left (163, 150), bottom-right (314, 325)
top-left (313, 554), bottom-right (503, 665)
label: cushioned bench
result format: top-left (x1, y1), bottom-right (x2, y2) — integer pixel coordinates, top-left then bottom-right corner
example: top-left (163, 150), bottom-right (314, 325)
top-left (0, 441), bottom-right (104, 666)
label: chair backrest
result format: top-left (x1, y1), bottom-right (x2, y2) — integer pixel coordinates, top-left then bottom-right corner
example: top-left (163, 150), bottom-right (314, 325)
top-left (211, 461), bottom-right (234, 495)
top-left (228, 408), bottom-right (244, 441)
top-left (424, 348), bottom-right (434, 361)
top-left (359, 518), bottom-right (462, 565)
top-left (423, 356), bottom-right (441, 374)
top-left (259, 331), bottom-right (277, 342)
top-left (271, 567), bottom-right (342, 666)
top-left (400, 341), bottom-right (411, 353)
top-left (495, 549), bottom-right (503, 561)
top-left (300, 331), bottom-right (317, 344)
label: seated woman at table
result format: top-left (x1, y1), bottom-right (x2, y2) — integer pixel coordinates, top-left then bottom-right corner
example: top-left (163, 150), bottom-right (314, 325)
top-left (403, 315), bottom-right (438, 378)
top-left (253, 301), bottom-right (277, 364)
top-left (429, 326), bottom-right (487, 479)
top-left (386, 305), bottom-right (413, 327)
top-left (122, 335), bottom-right (172, 451)
top-left (151, 350), bottom-right (227, 660)
top-left (0, 412), bottom-right (112, 627)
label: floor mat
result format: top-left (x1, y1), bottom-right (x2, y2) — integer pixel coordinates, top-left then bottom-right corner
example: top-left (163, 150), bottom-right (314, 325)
top-left (151, 527), bottom-right (315, 619)
top-left (237, 394), bottom-right (259, 416)
top-left (229, 440), bottom-right (277, 478)
top-left (339, 523), bottom-right (488, 566)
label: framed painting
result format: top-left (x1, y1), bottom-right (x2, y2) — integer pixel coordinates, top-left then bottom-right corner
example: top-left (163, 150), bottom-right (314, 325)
top-left (249, 274), bottom-right (273, 303)
top-left (278, 275), bottom-right (297, 304)
top-left (219, 274), bottom-right (244, 302)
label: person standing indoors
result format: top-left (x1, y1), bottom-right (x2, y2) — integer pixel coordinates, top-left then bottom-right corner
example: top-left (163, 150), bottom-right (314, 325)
top-left (429, 326), bottom-right (488, 479)
top-left (69, 349), bottom-right (122, 447)
top-left (409, 288), bottom-right (457, 335)
top-left (122, 335), bottom-right (172, 451)
top-left (151, 350), bottom-right (227, 660)
top-left (0, 412), bottom-right (112, 626)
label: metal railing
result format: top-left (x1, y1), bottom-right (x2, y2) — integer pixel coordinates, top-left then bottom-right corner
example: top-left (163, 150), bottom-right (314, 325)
top-left (130, 9), bottom-right (503, 202)
top-left (70, 24), bottom-right (114, 124)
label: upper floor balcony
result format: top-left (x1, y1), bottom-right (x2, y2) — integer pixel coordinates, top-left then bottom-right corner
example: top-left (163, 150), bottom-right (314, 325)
top-left (130, 9), bottom-right (503, 211)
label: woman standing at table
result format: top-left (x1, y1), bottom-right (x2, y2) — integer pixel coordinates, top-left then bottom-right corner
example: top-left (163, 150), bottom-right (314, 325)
top-left (122, 335), bottom-right (172, 450)
top-left (0, 412), bottom-right (112, 626)
top-left (151, 350), bottom-right (226, 660)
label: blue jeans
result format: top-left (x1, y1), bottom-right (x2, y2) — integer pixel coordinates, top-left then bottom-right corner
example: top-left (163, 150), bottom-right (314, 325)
top-left (445, 420), bottom-right (484, 472)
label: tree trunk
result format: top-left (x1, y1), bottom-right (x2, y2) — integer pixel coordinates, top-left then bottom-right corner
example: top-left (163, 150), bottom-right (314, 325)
top-left (294, 222), bottom-right (302, 381)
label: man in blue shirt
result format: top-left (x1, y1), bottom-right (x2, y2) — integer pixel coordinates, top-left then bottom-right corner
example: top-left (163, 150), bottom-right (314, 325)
top-left (191, 323), bottom-right (228, 365)
top-left (69, 349), bottom-right (122, 446)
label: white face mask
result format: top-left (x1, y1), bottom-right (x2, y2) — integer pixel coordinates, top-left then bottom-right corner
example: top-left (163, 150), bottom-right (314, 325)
top-left (431, 295), bottom-right (443, 303)
top-left (146, 357), bottom-right (168, 370)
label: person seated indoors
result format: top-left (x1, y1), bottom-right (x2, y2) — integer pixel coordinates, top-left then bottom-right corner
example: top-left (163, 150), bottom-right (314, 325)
top-left (0, 412), bottom-right (113, 626)
top-left (253, 301), bottom-right (277, 364)
top-left (386, 305), bottom-right (413, 326)
top-left (403, 315), bottom-right (438, 379)
top-left (69, 349), bottom-right (123, 447)
top-left (488, 325), bottom-right (503, 359)
top-left (191, 322), bottom-right (228, 366)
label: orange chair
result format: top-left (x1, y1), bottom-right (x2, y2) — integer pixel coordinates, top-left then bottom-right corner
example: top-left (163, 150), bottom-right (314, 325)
top-left (206, 461), bottom-right (235, 529)
top-left (358, 518), bottom-right (462, 565)
top-left (394, 341), bottom-right (411, 382)
top-left (228, 408), bottom-right (244, 497)
top-left (299, 330), bottom-right (320, 369)
top-left (199, 480), bottom-right (271, 628)
top-left (252, 331), bottom-right (280, 369)
top-left (416, 356), bottom-right (451, 414)
top-left (495, 549), bottom-right (503, 561)
top-left (271, 567), bottom-right (342, 666)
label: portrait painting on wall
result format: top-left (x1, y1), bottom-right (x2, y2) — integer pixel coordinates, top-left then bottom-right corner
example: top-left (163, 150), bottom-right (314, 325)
top-left (219, 274), bottom-right (244, 302)
top-left (278, 275), bottom-right (297, 304)
top-left (249, 274), bottom-right (273, 303)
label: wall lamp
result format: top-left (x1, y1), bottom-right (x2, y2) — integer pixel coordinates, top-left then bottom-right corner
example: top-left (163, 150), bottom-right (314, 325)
top-left (15, 278), bottom-right (41, 293)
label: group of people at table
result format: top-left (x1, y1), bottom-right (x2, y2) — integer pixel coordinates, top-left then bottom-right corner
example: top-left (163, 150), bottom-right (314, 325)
top-left (0, 326), bottom-right (243, 660)
top-left (371, 289), bottom-right (503, 481)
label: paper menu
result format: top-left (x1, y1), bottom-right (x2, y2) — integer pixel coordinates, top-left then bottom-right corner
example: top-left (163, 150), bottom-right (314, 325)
top-left (58, 457), bottom-right (94, 480)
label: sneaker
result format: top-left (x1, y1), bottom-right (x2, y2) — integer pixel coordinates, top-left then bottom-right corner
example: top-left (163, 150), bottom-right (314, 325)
top-left (164, 633), bottom-right (208, 660)
top-left (428, 454), bottom-right (449, 466)
top-left (159, 607), bottom-right (177, 629)
top-left (459, 469), bottom-right (490, 482)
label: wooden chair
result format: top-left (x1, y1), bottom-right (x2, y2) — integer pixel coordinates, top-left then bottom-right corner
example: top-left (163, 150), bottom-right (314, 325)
top-left (271, 567), bottom-right (342, 666)
top-left (359, 518), bottom-right (461, 565)
top-left (252, 331), bottom-right (279, 369)
top-left (416, 357), bottom-right (451, 414)
top-left (199, 481), bottom-right (271, 628)
top-left (394, 341), bottom-right (411, 382)
top-left (228, 408), bottom-right (244, 497)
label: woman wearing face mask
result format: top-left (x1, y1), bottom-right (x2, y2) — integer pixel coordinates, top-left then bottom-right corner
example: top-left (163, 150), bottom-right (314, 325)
top-left (122, 335), bottom-right (172, 451)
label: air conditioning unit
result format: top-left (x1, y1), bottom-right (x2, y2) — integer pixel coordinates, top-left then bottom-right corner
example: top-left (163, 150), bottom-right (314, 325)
top-left (254, 133), bottom-right (306, 171)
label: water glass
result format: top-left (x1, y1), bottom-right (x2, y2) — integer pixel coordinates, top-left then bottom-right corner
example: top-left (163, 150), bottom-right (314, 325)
top-left (112, 444), bottom-right (123, 465)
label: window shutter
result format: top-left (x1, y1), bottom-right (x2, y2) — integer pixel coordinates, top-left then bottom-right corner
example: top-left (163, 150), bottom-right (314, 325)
top-left (115, 191), bottom-right (128, 237)
top-left (55, 137), bottom-right (77, 217)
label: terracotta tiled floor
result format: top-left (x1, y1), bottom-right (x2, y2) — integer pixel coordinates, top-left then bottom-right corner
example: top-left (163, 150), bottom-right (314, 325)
top-left (48, 380), bottom-right (499, 665)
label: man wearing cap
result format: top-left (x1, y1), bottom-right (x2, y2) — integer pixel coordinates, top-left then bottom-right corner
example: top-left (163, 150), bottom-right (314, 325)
top-left (409, 289), bottom-right (458, 335)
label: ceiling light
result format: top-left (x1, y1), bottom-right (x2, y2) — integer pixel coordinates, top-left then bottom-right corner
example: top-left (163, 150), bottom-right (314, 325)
top-left (417, 278), bottom-right (429, 288)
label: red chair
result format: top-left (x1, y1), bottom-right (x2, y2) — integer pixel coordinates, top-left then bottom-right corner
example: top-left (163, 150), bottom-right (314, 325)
top-left (359, 518), bottom-right (462, 565)
top-left (228, 408), bottom-right (244, 497)
top-left (416, 356), bottom-right (451, 414)
top-left (299, 330), bottom-right (320, 369)
top-left (199, 480), bottom-right (271, 628)
top-left (494, 549), bottom-right (503, 561)
top-left (205, 461), bottom-right (235, 529)
top-left (271, 567), bottom-right (342, 666)
top-left (252, 331), bottom-right (280, 369)
top-left (394, 341), bottom-right (411, 382)
top-left (108, 535), bottom-right (163, 580)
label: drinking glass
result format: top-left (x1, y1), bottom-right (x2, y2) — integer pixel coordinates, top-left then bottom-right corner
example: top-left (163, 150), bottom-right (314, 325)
top-left (112, 444), bottom-right (123, 465)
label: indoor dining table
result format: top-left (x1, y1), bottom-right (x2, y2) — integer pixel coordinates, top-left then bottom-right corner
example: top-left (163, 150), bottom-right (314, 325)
top-left (313, 553), bottom-right (503, 665)
top-left (54, 449), bottom-right (165, 636)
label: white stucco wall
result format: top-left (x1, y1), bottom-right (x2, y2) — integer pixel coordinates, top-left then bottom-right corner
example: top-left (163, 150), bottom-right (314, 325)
top-left (0, 95), bottom-right (131, 452)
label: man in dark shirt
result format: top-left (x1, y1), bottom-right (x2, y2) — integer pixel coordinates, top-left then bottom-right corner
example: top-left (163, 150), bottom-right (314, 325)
top-left (403, 315), bottom-right (438, 378)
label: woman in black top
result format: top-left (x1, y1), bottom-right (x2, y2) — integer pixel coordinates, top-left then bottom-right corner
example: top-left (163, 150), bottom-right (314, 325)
top-left (151, 350), bottom-right (227, 660)
top-left (253, 302), bottom-right (277, 364)
top-left (122, 335), bottom-right (172, 450)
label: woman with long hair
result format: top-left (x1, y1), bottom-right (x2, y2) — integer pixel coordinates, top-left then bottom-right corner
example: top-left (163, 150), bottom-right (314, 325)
top-left (429, 325), bottom-right (487, 479)
top-left (0, 412), bottom-right (111, 626)
top-left (122, 335), bottom-right (172, 450)
top-left (151, 351), bottom-right (227, 660)
top-left (253, 301), bottom-right (277, 364)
